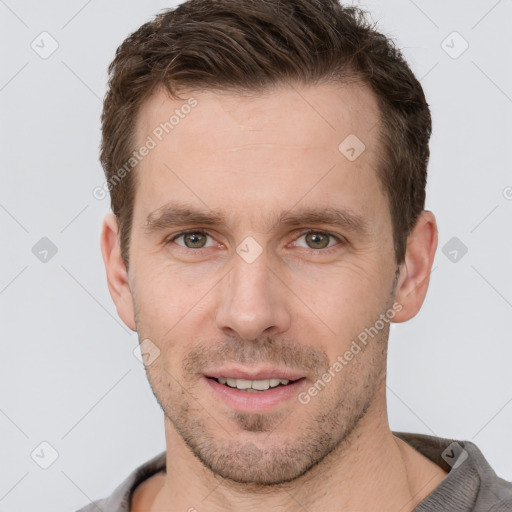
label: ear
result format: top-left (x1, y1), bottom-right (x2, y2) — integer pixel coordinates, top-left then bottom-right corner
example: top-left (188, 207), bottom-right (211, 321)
top-left (100, 213), bottom-right (136, 331)
top-left (392, 210), bottom-right (438, 323)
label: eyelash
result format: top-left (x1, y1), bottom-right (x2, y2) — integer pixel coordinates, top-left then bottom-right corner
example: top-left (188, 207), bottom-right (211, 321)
top-left (166, 229), bottom-right (346, 255)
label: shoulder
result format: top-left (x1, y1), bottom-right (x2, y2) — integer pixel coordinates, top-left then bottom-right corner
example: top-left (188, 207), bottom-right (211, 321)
top-left (131, 472), bottom-right (166, 512)
top-left (74, 451), bottom-right (167, 512)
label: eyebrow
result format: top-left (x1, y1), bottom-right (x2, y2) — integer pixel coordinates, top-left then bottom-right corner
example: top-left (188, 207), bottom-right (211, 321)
top-left (143, 201), bottom-right (370, 236)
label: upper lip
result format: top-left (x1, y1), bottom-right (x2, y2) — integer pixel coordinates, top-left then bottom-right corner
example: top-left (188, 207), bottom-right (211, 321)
top-left (205, 366), bottom-right (306, 381)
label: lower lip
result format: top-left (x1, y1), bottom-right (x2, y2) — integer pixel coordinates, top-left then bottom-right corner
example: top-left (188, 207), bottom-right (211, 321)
top-left (205, 377), bottom-right (307, 413)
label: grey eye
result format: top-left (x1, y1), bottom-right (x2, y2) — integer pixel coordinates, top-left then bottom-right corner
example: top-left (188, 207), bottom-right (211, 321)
top-left (173, 231), bottom-right (214, 249)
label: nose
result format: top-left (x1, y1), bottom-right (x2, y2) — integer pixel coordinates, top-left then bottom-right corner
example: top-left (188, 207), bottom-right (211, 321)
top-left (215, 250), bottom-right (292, 341)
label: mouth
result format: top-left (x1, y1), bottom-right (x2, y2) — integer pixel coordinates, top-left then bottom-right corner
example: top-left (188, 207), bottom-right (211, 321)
top-left (207, 376), bottom-right (304, 392)
top-left (204, 368), bottom-right (308, 412)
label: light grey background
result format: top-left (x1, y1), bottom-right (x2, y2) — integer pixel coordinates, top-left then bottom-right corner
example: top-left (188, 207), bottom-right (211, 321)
top-left (0, 0), bottom-right (511, 511)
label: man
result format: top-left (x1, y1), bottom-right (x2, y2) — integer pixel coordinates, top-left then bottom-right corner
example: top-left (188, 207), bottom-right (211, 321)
top-left (78, 0), bottom-right (512, 510)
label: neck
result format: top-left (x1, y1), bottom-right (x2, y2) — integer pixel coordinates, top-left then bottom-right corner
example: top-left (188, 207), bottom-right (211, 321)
top-left (148, 381), bottom-right (446, 512)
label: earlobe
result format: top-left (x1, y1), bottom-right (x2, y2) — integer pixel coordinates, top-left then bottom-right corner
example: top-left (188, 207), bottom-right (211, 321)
top-left (392, 211), bottom-right (438, 323)
top-left (100, 213), bottom-right (136, 331)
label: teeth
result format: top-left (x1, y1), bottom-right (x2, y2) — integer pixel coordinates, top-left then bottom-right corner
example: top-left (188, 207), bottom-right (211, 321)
top-left (217, 377), bottom-right (291, 390)
top-left (235, 379), bottom-right (252, 390)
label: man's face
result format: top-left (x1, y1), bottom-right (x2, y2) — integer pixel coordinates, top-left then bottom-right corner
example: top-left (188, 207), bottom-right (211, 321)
top-left (125, 82), bottom-right (399, 485)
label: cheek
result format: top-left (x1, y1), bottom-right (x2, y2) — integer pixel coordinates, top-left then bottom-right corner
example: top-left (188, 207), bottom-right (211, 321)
top-left (132, 260), bottom-right (223, 366)
top-left (136, 254), bottom-right (211, 302)
top-left (290, 259), bottom-right (390, 326)
top-left (285, 266), bottom-right (394, 369)
top-left (132, 264), bottom-right (198, 337)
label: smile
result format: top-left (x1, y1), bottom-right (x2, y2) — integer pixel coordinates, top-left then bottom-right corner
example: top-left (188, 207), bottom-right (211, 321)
top-left (214, 377), bottom-right (295, 392)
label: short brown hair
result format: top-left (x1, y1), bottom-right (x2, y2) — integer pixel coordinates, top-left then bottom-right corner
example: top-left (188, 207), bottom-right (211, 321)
top-left (101, 0), bottom-right (431, 268)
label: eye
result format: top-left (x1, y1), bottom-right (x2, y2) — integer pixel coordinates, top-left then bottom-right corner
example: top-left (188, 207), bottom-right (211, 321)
top-left (166, 229), bottom-right (345, 254)
top-left (171, 230), bottom-right (216, 249)
top-left (292, 230), bottom-right (342, 250)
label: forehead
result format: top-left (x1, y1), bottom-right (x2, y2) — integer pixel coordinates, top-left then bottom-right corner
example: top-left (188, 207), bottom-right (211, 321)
top-left (132, 81), bottom-right (386, 228)
top-left (135, 81), bottom-right (380, 153)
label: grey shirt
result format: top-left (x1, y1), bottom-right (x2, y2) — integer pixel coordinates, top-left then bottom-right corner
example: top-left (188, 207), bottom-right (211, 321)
top-left (76, 432), bottom-right (512, 511)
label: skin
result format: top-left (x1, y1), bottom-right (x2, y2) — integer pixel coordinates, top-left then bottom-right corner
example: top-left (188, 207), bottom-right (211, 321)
top-left (101, 81), bottom-right (445, 512)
